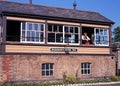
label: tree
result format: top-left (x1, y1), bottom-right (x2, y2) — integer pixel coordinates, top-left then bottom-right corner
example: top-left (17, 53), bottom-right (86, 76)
top-left (113, 26), bottom-right (120, 42)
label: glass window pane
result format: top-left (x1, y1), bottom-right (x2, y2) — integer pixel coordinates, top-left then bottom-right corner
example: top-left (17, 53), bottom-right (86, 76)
top-left (34, 24), bottom-right (39, 31)
top-left (46, 71), bottom-right (49, 76)
top-left (40, 32), bottom-right (44, 42)
top-left (48, 25), bottom-right (52, 32)
top-left (70, 27), bottom-right (73, 33)
top-left (65, 34), bottom-right (71, 43)
top-left (50, 64), bottom-right (53, 69)
top-left (104, 29), bottom-right (108, 35)
top-left (27, 31), bottom-right (31, 41)
top-left (41, 24), bottom-right (44, 31)
top-left (28, 23), bottom-right (32, 30)
top-left (88, 70), bottom-right (90, 74)
top-left (54, 25), bottom-right (57, 32)
top-left (100, 29), bottom-right (103, 35)
top-left (75, 34), bottom-right (78, 43)
top-left (48, 33), bottom-right (55, 42)
top-left (65, 26), bottom-right (69, 33)
top-left (50, 70), bottom-right (53, 75)
top-left (36, 32), bottom-right (39, 42)
top-left (31, 31), bottom-right (35, 41)
top-left (22, 31), bottom-right (25, 41)
top-left (75, 27), bottom-right (78, 33)
top-left (22, 22), bottom-right (26, 30)
top-left (59, 25), bottom-right (63, 32)
top-left (46, 64), bottom-right (49, 69)
top-left (56, 34), bottom-right (63, 43)
top-left (84, 69), bottom-right (87, 74)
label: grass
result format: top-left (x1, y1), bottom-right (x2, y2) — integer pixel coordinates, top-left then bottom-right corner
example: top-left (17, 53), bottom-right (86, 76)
top-left (1, 76), bottom-right (120, 86)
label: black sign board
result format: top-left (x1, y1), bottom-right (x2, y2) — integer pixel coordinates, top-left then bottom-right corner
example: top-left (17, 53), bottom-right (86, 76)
top-left (50, 48), bottom-right (77, 52)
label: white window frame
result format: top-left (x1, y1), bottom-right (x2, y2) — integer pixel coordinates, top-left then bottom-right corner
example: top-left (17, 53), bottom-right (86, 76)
top-left (94, 28), bottom-right (109, 46)
top-left (47, 24), bottom-right (80, 45)
top-left (42, 63), bottom-right (54, 77)
top-left (21, 22), bottom-right (45, 44)
top-left (81, 62), bottom-right (91, 75)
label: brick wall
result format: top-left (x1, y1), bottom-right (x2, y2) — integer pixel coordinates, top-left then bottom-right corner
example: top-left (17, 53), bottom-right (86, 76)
top-left (0, 54), bottom-right (115, 82)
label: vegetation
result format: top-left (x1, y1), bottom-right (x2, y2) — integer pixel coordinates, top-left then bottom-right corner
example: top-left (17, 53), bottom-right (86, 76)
top-left (1, 76), bottom-right (120, 86)
top-left (113, 26), bottom-right (120, 42)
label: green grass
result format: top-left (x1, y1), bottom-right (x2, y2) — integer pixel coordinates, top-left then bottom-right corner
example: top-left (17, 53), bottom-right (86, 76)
top-left (1, 76), bottom-right (120, 86)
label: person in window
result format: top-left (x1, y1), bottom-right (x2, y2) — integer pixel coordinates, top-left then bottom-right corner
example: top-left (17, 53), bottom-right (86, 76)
top-left (82, 32), bottom-right (90, 45)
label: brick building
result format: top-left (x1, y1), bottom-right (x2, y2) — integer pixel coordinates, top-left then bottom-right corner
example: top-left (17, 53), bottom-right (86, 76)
top-left (0, 1), bottom-right (115, 82)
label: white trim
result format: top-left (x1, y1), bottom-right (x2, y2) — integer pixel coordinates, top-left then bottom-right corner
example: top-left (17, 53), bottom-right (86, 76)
top-left (21, 22), bottom-right (45, 44)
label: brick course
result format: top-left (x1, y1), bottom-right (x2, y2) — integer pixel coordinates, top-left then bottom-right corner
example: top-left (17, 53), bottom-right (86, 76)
top-left (0, 54), bottom-right (115, 82)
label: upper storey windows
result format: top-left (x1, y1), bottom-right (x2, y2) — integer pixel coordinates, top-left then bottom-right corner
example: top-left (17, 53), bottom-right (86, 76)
top-left (6, 20), bottom-right (109, 46)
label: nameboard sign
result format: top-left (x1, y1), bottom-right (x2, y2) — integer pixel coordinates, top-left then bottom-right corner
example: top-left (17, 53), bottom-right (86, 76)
top-left (50, 48), bottom-right (77, 52)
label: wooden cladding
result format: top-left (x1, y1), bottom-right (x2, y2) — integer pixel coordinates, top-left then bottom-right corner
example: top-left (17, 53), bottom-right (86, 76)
top-left (7, 16), bottom-right (45, 23)
top-left (81, 24), bottom-right (109, 28)
top-left (6, 16), bottom-right (110, 28)
top-left (6, 45), bottom-right (110, 54)
top-left (47, 20), bottom-right (80, 26)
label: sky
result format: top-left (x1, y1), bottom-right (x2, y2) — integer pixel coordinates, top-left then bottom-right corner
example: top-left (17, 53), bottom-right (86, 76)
top-left (9, 0), bottom-right (120, 31)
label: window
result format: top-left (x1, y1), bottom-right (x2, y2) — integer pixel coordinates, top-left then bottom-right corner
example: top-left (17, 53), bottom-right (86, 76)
top-left (48, 24), bottom-right (80, 45)
top-left (42, 63), bottom-right (54, 77)
top-left (21, 22), bottom-right (45, 43)
top-left (82, 27), bottom-right (109, 46)
top-left (81, 62), bottom-right (91, 75)
top-left (64, 26), bottom-right (79, 44)
top-left (95, 28), bottom-right (109, 45)
top-left (48, 24), bottom-right (63, 43)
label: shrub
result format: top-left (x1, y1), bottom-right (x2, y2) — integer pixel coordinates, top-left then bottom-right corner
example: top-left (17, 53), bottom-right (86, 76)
top-left (65, 75), bottom-right (77, 84)
top-left (111, 76), bottom-right (120, 81)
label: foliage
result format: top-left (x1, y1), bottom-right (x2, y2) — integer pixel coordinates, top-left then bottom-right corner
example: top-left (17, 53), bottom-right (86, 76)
top-left (65, 75), bottom-right (77, 84)
top-left (111, 76), bottom-right (120, 81)
top-left (1, 76), bottom-right (120, 86)
top-left (113, 26), bottom-right (120, 42)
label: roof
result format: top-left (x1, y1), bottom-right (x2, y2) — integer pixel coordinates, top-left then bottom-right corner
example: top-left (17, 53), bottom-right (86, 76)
top-left (0, 1), bottom-right (114, 25)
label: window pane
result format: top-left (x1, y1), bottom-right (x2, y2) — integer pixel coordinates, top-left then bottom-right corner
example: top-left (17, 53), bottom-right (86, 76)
top-left (65, 26), bottom-right (69, 33)
top-left (70, 27), bottom-right (73, 33)
top-left (36, 32), bottom-right (39, 42)
top-left (100, 29), bottom-right (103, 35)
top-left (48, 33), bottom-right (55, 42)
top-left (56, 34), bottom-right (63, 43)
top-left (46, 64), bottom-right (49, 69)
top-left (50, 70), bottom-right (53, 75)
top-left (75, 27), bottom-right (78, 33)
top-left (40, 32), bottom-right (44, 42)
top-left (34, 24), bottom-right (39, 31)
top-left (22, 31), bottom-right (25, 41)
top-left (50, 64), bottom-right (53, 69)
top-left (81, 70), bottom-right (84, 74)
top-left (22, 22), bottom-right (26, 30)
top-left (81, 63), bottom-right (84, 68)
top-left (75, 34), bottom-right (78, 43)
top-left (46, 71), bottom-right (49, 76)
top-left (41, 24), bottom-right (44, 31)
top-left (104, 29), bottom-right (108, 35)
top-left (28, 23), bottom-right (32, 30)
top-left (48, 25), bottom-right (52, 32)
top-left (27, 31), bottom-right (31, 41)
top-left (65, 34), bottom-right (71, 43)
top-left (53, 25), bottom-right (57, 32)
top-left (88, 69), bottom-right (90, 74)
top-left (59, 25), bottom-right (63, 32)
